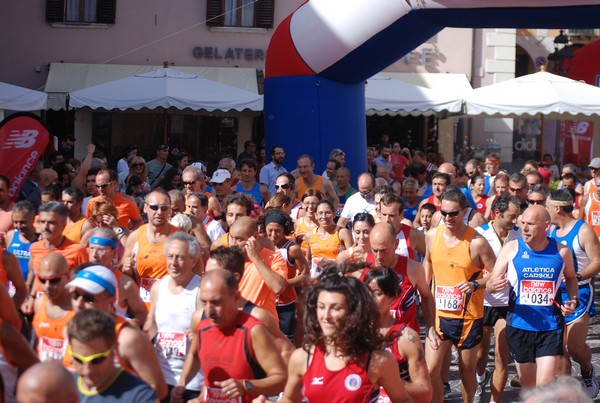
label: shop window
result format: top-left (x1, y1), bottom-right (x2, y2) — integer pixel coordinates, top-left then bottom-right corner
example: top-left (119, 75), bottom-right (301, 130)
top-left (206, 0), bottom-right (274, 29)
top-left (46, 0), bottom-right (116, 24)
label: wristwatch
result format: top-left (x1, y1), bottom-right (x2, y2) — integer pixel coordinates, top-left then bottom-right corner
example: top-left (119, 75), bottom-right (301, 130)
top-left (472, 281), bottom-right (479, 291)
top-left (243, 380), bottom-right (253, 395)
top-left (576, 272), bottom-right (583, 281)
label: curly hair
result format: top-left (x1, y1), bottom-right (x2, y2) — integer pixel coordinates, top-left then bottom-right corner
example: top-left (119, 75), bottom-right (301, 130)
top-left (258, 208), bottom-right (294, 236)
top-left (90, 199), bottom-right (118, 220)
top-left (303, 267), bottom-right (386, 359)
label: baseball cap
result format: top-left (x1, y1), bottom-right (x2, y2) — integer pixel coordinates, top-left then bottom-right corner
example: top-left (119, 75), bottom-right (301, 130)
top-left (589, 157), bottom-right (600, 169)
top-left (210, 169), bottom-right (231, 184)
top-left (190, 162), bottom-right (207, 175)
top-left (66, 265), bottom-right (117, 296)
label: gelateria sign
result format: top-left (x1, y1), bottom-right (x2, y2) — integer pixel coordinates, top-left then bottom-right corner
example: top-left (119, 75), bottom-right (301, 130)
top-left (192, 46), bottom-right (265, 61)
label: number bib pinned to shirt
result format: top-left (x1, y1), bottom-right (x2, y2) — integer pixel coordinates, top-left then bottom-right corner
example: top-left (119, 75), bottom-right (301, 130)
top-left (39, 337), bottom-right (67, 361)
top-left (139, 277), bottom-right (157, 303)
top-left (157, 331), bottom-right (186, 358)
top-left (519, 280), bottom-right (554, 306)
top-left (435, 286), bottom-right (463, 311)
top-left (202, 386), bottom-right (241, 403)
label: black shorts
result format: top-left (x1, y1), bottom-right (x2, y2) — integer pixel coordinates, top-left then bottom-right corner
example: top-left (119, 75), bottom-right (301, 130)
top-left (506, 326), bottom-right (564, 363)
top-left (436, 317), bottom-right (483, 349)
top-left (276, 301), bottom-right (297, 340)
top-left (483, 306), bottom-right (508, 327)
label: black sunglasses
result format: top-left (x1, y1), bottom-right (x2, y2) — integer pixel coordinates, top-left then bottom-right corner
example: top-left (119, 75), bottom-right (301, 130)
top-left (182, 181), bottom-right (196, 186)
top-left (146, 204), bottom-right (170, 212)
top-left (528, 199), bottom-right (545, 205)
top-left (95, 182), bottom-right (112, 189)
top-left (440, 210), bottom-right (461, 217)
top-left (131, 163), bottom-right (144, 168)
top-left (38, 275), bottom-right (64, 285)
top-left (275, 184), bottom-right (290, 190)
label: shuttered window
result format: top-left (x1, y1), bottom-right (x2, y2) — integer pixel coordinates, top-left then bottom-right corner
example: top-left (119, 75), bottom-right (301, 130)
top-left (45, 0), bottom-right (116, 24)
top-left (206, 0), bottom-right (274, 28)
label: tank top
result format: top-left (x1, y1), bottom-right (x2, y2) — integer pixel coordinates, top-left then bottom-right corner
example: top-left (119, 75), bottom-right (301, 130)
top-left (155, 274), bottom-right (203, 390)
top-left (507, 238), bottom-right (565, 331)
top-left (474, 195), bottom-right (488, 215)
top-left (309, 230), bottom-right (342, 277)
top-left (549, 220), bottom-right (589, 284)
top-left (346, 247), bottom-right (375, 265)
top-left (403, 203), bottom-right (418, 222)
top-left (391, 256), bottom-right (419, 332)
top-left (302, 346), bottom-right (378, 403)
top-left (385, 322), bottom-right (410, 382)
top-left (394, 224), bottom-right (414, 259)
top-left (62, 217), bottom-right (86, 244)
top-left (426, 195), bottom-right (441, 210)
top-left (297, 175), bottom-right (324, 199)
top-left (584, 193), bottom-right (600, 237)
top-left (277, 240), bottom-right (298, 305)
top-left (431, 225), bottom-right (483, 319)
top-left (235, 182), bottom-right (264, 206)
top-left (197, 310), bottom-right (265, 403)
top-left (133, 224), bottom-right (178, 305)
top-left (0, 320), bottom-right (17, 403)
top-left (7, 230), bottom-right (34, 281)
top-left (295, 220), bottom-right (314, 251)
top-left (32, 295), bottom-right (74, 361)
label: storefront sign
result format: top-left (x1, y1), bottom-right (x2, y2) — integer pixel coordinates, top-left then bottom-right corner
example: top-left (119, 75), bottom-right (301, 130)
top-left (192, 47), bottom-right (265, 61)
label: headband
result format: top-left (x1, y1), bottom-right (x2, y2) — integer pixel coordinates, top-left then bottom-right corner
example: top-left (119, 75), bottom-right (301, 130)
top-left (90, 236), bottom-right (118, 249)
top-left (547, 199), bottom-right (573, 207)
top-left (265, 213), bottom-right (288, 228)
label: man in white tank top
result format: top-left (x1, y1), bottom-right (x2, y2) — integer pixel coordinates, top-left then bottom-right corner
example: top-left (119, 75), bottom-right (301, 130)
top-left (144, 232), bottom-right (204, 399)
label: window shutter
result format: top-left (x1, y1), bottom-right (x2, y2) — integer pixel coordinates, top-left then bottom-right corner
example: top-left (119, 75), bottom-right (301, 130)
top-left (206, 0), bottom-right (223, 27)
top-left (46, 0), bottom-right (65, 23)
top-left (96, 0), bottom-right (116, 24)
top-left (255, 0), bottom-right (274, 29)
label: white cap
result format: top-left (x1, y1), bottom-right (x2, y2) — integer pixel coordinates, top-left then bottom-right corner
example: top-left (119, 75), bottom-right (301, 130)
top-left (66, 265), bottom-right (117, 296)
top-left (210, 169), bottom-right (231, 184)
top-left (190, 162), bottom-right (207, 175)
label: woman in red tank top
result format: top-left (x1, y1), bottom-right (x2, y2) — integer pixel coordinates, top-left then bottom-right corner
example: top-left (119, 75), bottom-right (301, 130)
top-left (336, 213), bottom-right (376, 268)
top-left (278, 268), bottom-right (410, 403)
top-left (364, 267), bottom-right (432, 403)
top-left (471, 175), bottom-right (488, 215)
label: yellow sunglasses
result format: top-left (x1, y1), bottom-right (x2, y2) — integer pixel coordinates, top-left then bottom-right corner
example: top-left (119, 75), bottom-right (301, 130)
top-left (69, 345), bottom-right (114, 365)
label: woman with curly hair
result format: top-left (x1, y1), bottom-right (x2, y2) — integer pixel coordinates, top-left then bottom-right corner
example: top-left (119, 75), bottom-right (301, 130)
top-left (364, 267), bottom-right (432, 403)
top-left (279, 268), bottom-right (410, 402)
top-left (80, 199), bottom-right (129, 249)
top-left (258, 208), bottom-right (309, 343)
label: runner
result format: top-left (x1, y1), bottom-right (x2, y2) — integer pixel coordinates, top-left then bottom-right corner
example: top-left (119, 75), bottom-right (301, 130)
top-left (16, 362), bottom-right (78, 403)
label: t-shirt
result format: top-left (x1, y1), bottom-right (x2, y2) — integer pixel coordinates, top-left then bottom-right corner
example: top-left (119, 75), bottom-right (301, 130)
top-left (147, 159), bottom-right (173, 189)
top-left (75, 369), bottom-right (157, 402)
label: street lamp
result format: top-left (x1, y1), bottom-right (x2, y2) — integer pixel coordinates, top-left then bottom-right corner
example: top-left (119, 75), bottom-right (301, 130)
top-left (547, 29), bottom-right (574, 76)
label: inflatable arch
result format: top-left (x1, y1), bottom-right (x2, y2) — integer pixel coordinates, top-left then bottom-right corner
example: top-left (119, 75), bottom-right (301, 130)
top-left (264, 0), bottom-right (600, 178)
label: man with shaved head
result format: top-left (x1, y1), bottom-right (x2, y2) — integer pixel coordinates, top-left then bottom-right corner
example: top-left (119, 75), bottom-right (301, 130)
top-left (487, 205), bottom-right (578, 388)
top-left (16, 362), bottom-right (77, 403)
top-left (228, 217), bottom-right (287, 320)
top-left (32, 252), bottom-right (74, 362)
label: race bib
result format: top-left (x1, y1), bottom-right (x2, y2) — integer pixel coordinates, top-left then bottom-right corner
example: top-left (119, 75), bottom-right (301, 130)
top-left (39, 337), bottom-right (66, 361)
top-left (310, 257), bottom-right (324, 278)
top-left (157, 331), bottom-right (186, 358)
top-left (139, 278), bottom-right (157, 303)
top-left (592, 211), bottom-right (600, 226)
top-left (435, 286), bottom-right (463, 311)
top-left (519, 280), bottom-right (554, 306)
top-left (203, 386), bottom-right (242, 403)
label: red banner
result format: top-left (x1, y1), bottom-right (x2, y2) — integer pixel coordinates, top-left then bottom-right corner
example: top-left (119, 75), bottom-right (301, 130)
top-left (561, 120), bottom-right (594, 166)
top-left (0, 113), bottom-right (50, 201)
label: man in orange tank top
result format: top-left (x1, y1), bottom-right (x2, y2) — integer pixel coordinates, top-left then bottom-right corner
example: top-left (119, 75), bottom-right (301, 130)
top-left (295, 155), bottom-right (339, 210)
top-left (32, 253), bottom-right (74, 361)
top-left (122, 189), bottom-right (179, 305)
top-left (579, 175), bottom-right (600, 238)
top-left (424, 188), bottom-right (497, 403)
top-left (67, 265), bottom-right (168, 399)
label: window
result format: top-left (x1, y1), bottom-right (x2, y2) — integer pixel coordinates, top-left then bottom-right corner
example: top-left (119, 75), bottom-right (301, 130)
top-left (206, 0), bottom-right (274, 29)
top-left (46, 0), bottom-right (116, 24)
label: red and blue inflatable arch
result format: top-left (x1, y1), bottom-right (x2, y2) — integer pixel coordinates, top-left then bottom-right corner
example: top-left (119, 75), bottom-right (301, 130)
top-left (265, 0), bottom-right (600, 178)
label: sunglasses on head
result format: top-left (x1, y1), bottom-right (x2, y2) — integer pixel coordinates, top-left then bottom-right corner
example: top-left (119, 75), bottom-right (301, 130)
top-left (182, 180), bottom-right (196, 186)
top-left (70, 290), bottom-right (96, 304)
top-left (146, 204), bottom-right (170, 212)
top-left (69, 345), bottom-right (113, 365)
top-left (275, 184), bottom-right (290, 190)
top-left (440, 209), bottom-right (461, 217)
top-left (95, 182), bottom-right (112, 189)
top-left (38, 274), bottom-right (64, 285)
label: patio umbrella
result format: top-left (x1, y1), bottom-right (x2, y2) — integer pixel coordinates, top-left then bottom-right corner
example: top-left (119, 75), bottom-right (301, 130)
top-left (0, 82), bottom-right (48, 111)
top-left (365, 74), bottom-right (464, 116)
top-left (465, 69), bottom-right (600, 154)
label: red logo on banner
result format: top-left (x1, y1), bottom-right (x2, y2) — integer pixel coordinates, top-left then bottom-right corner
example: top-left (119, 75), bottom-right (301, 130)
top-left (0, 113), bottom-right (50, 201)
top-left (561, 120), bottom-right (594, 166)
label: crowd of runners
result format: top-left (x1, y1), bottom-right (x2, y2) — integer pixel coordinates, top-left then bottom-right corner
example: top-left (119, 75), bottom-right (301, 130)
top-left (0, 136), bottom-right (599, 403)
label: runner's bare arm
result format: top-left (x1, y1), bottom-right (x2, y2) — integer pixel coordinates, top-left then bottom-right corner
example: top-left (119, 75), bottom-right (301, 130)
top-left (120, 228), bottom-right (139, 277)
top-left (371, 349), bottom-right (411, 402)
top-left (486, 240), bottom-right (517, 293)
top-left (3, 251), bottom-right (27, 307)
top-left (120, 273), bottom-right (148, 328)
top-left (577, 223), bottom-right (600, 280)
top-left (278, 348), bottom-right (308, 403)
top-left (398, 326), bottom-right (433, 403)
top-left (173, 310), bottom-right (203, 401)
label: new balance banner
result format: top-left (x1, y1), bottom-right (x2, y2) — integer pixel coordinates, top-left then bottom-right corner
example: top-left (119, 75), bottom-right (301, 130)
top-left (0, 113), bottom-right (50, 201)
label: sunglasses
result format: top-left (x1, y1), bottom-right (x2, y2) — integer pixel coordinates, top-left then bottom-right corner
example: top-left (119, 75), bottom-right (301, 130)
top-left (359, 189), bottom-right (373, 196)
top-left (69, 345), bottom-right (113, 365)
top-left (182, 181), bottom-right (196, 186)
top-left (440, 210), bottom-right (461, 217)
top-left (528, 199), bottom-right (546, 205)
top-left (131, 163), bottom-right (144, 168)
top-left (38, 274), bottom-right (65, 285)
top-left (70, 290), bottom-right (96, 304)
top-left (146, 204), bottom-right (170, 212)
top-left (509, 187), bottom-right (525, 192)
top-left (275, 184), bottom-right (290, 190)
top-left (95, 182), bottom-right (112, 189)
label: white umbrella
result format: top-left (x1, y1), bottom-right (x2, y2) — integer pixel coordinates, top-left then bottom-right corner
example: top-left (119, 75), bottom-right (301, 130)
top-left (365, 74), bottom-right (463, 116)
top-left (465, 71), bottom-right (600, 118)
top-left (0, 82), bottom-right (47, 111)
top-left (69, 66), bottom-right (263, 112)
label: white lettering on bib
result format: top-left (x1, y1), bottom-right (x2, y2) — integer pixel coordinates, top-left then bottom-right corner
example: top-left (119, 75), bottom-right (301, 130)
top-left (139, 277), bottom-right (157, 303)
top-left (592, 211), bottom-right (600, 226)
top-left (157, 331), bottom-right (186, 358)
top-left (202, 386), bottom-right (241, 403)
top-left (39, 337), bottom-right (66, 361)
top-left (435, 286), bottom-right (463, 311)
top-left (519, 280), bottom-right (554, 306)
